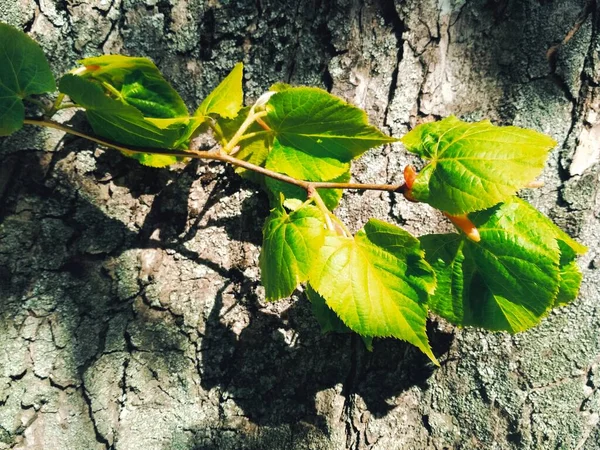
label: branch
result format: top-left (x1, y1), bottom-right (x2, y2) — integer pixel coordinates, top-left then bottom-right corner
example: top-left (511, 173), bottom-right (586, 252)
top-left (23, 118), bottom-right (407, 194)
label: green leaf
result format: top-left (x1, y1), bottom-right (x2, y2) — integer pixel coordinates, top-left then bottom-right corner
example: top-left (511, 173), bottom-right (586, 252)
top-left (554, 242), bottom-right (583, 307)
top-left (259, 200), bottom-right (328, 301)
top-left (0, 23), bottom-right (56, 136)
top-left (264, 87), bottom-right (396, 162)
top-left (217, 107), bottom-right (273, 182)
top-left (59, 74), bottom-right (183, 167)
top-left (421, 197), bottom-right (586, 332)
top-left (418, 234), bottom-right (470, 325)
top-left (402, 116), bottom-right (557, 214)
top-left (268, 82), bottom-right (292, 92)
top-left (309, 219), bottom-right (438, 364)
top-left (79, 55), bottom-right (188, 118)
top-left (195, 63), bottom-right (243, 119)
top-left (265, 139), bottom-right (350, 210)
top-left (306, 284), bottom-right (374, 350)
top-left (306, 284), bottom-right (351, 334)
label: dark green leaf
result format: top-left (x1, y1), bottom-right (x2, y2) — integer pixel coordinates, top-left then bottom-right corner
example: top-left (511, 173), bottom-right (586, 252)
top-left (79, 55), bottom-right (188, 118)
top-left (554, 241), bottom-right (583, 307)
top-left (421, 197), bottom-right (587, 332)
top-left (0, 23), bottom-right (56, 136)
top-left (59, 74), bottom-right (184, 167)
top-left (264, 87), bottom-right (396, 162)
top-left (402, 116), bottom-right (557, 214)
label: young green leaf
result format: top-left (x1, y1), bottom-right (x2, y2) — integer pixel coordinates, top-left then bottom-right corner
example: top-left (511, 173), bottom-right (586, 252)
top-left (309, 219), bottom-right (438, 364)
top-left (264, 87), bottom-right (397, 162)
top-left (402, 116), bottom-right (557, 214)
top-left (217, 107), bottom-right (273, 182)
top-left (259, 200), bottom-right (328, 301)
top-left (421, 197), bottom-right (586, 332)
top-left (417, 234), bottom-right (469, 325)
top-left (265, 139), bottom-right (350, 210)
top-left (59, 74), bottom-right (184, 167)
top-left (306, 285), bottom-right (374, 350)
top-left (79, 55), bottom-right (188, 118)
top-left (0, 23), bottom-right (56, 136)
top-left (195, 63), bottom-right (243, 119)
top-left (554, 241), bottom-right (584, 307)
top-left (306, 284), bottom-right (351, 334)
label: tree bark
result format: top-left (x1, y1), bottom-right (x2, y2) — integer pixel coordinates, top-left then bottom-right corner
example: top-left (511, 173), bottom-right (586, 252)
top-left (1, 1), bottom-right (600, 449)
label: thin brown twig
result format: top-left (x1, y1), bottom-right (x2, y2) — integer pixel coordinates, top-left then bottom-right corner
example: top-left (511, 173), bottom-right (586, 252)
top-left (23, 118), bottom-right (406, 194)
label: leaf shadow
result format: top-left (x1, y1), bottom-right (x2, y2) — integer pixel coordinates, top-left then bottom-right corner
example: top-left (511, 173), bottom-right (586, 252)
top-left (1, 118), bottom-right (452, 448)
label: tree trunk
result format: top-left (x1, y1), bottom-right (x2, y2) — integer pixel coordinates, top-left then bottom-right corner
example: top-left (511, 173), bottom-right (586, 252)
top-left (1, 1), bottom-right (600, 449)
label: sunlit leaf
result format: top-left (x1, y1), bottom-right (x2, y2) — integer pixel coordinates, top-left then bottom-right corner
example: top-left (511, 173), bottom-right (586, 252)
top-left (402, 116), bottom-right (557, 214)
top-left (309, 219), bottom-right (438, 363)
top-left (218, 106), bottom-right (273, 182)
top-left (260, 200), bottom-right (328, 301)
top-left (195, 63), bottom-right (243, 119)
top-left (421, 197), bottom-right (586, 332)
top-left (265, 139), bottom-right (350, 210)
top-left (265, 87), bottom-right (396, 162)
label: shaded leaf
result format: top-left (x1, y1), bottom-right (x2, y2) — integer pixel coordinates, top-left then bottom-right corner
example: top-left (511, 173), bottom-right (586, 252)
top-left (309, 219), bottom-right (438, 363)
top-left (554, 241), bottom-right (583, 307)
top-left (59, 74), bottom-right (183, 167)
top-left (402, 116), bottom-right (557, 214)
top-left (80, 55), bottom-right (188, 118)
top-left (0, 23), bottom-right (56, 136)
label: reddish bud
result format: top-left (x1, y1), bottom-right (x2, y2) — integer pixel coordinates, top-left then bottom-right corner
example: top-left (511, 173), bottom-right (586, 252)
top-left (403, 165), bottom-right (417, 189)
top-left (443, 213), bottom-right (481, 242)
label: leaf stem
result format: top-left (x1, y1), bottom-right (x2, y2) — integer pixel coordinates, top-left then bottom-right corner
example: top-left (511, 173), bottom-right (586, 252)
top-left (236, 130), bottom-right (269, 143)
top-left (306, 186), bottom-right (337, 232)
top-left (22, 118), bottom-right (407, 195)
top-left (222, 110), bottom-right (268, 154)
top-left (102, 81), bottom-right (124, 102)
top-left (48, 93), bottom-right (66, 116)
top-left (207, 118), bottom-right (227, 145)
top-left (24, 97), bottom-right (49, 111)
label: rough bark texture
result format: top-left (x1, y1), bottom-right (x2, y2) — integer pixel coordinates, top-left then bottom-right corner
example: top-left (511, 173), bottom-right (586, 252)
top-left (1, 1), bottom-right (600, 449)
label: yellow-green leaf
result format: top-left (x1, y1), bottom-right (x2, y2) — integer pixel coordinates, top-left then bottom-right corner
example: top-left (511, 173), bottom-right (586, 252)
top-left (259, 200), bottom-right (328, 301)
top-left (265, 139), bottom-right (350, 210)
top-left (309, 219), bottom-right (438, 364)
top-left (195, 63), bottom-right (243, 119)
top-left (265, 87), bottom-right (397, 162)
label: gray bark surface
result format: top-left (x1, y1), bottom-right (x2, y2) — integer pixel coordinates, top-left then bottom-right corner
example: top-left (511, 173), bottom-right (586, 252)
top-left (1, 0), bottom-right (600, 449)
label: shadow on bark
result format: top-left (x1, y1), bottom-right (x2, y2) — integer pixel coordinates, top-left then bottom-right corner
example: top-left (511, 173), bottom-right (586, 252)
top-left (0, 133), bottom-right (452, 448)
top-left (198, 282), bottom-right (453, 428)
